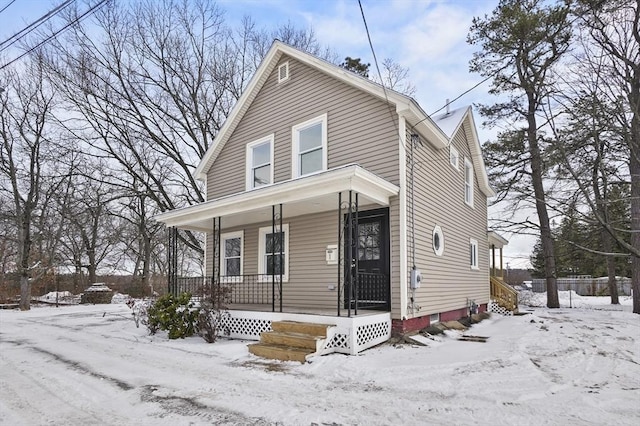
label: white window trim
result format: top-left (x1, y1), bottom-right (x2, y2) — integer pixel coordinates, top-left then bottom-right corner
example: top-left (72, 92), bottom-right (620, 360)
top-left (221, 231), bottom-right (244, 280)
top-left (258, 224), bottom-right (289, 282)
top-left (470, 238), bottom-right (479, 270)
top-left (291, 113), bottom-right (328, 178)
top-left (464, 158), bottom-right (474, 208)
top-left (432, 225), bottom-right (444, 257)
top-left (245, 134), bottom-right (275, 190)
top-left (278, 61), bottom-right (289, 83)
top-left (449, 145), bottom-right (459, 169)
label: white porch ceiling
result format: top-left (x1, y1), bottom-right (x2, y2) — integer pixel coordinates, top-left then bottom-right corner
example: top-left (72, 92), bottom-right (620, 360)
top-left (154, 164), bottom-right (399, 232)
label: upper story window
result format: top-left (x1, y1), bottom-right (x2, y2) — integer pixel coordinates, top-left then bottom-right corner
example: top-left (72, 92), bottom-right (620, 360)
top-left (246, 135), bottom-right (274, 190)
top-left (470, 238), bottom-right (479, 270)
top-left (221, 231), bottom-right (243, 277)
top-left (292, 114), bottom-right (327, 178)
top-left (464, 158), bottom-right (474, 207)
top-left (449, 145), bottom-right (459, 169)
top-left (278, 62), bottom-right (289, 83)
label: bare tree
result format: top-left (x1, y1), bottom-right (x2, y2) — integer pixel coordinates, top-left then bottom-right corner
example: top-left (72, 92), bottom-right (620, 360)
top-left (41, 0), bottom-right (330, 266)
top-left (373, 58), bottom-right (417, 97)
top-left (567, 0), bottom-right (640, 312)
top-left (0, 58), bottom-right (58, 310)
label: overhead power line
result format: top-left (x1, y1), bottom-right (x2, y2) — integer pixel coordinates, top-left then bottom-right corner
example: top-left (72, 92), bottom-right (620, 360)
top-left (0, 0), bottom-right (108, 71)
top-left (0, 0), bottom-right (17, 15)
top-left (0, 0), bottom-right (75, 53)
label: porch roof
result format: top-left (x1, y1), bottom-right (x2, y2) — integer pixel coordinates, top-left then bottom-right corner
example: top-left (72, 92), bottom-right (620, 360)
top-left (154, 164), bottom-right (399, 232)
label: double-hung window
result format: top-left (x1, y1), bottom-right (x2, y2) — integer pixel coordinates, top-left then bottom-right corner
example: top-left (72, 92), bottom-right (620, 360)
top-left (464, 158), bottom-right (474, 207)
top-left (292, 114), bottom-right (327, 177)
top-left (469, 238), bottom-right (479, 270)
top-left (221, 231), bottom-right (243, 277)
top-left (258, 224), bottom-right (289, 282)
top-left (246, 135), bottom-right (274, 190)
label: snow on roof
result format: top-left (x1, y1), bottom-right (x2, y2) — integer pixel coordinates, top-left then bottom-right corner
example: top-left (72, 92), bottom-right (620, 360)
top-left (432, 105), bottom-right (470, 139)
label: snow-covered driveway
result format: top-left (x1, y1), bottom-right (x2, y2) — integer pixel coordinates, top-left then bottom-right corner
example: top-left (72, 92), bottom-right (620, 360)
top-left (1, 299), bottom-right (638, 425)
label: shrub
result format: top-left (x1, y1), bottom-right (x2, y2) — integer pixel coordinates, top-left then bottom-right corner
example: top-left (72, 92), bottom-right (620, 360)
top-left (146, 293), bottom-right (199, 339)
top-left (197, 284), bottom-right (232, 343)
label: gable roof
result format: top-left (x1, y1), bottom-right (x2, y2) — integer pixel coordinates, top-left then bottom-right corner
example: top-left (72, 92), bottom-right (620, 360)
top-left (432, 106), bottom-right (495, 197)
top-left (194, 40), bottom-right (449, 181)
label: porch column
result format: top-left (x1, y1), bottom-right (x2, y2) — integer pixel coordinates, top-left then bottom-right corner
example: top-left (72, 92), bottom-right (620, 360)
top-left (337, 192), bottom-right (342, 317)
top-left (271, 203), bottom-right (283, 313)
top-left (499, 247), bottom-right (504, 280)
top-left (212, 217), bottom-right (221, 303)
top-left (491, 244), bottom-right (496, 277)
top-left (168, 226), bottom-right (178, 295)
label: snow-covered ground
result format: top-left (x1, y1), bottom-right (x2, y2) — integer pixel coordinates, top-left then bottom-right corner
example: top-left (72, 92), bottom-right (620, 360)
top-left (1, 293), bottom-right (638, 426)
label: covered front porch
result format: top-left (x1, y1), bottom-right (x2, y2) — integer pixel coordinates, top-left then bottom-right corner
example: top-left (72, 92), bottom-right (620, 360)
top-left (154, 165), bottom-right (399, 354)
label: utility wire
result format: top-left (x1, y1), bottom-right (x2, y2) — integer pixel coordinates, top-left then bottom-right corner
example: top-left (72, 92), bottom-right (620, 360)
top-left (0, 0), bottom-right (108, 71)
top-left (429, 74), bottom-right (492, 116)
top-left (0, 0), bottom-right (16, 15)
top-left (0, 0), bottom-right (75, 52)
top-left (357, 0), bottom-right (400, 136)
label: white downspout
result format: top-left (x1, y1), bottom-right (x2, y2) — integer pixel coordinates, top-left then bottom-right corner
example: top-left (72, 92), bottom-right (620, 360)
top-left (399, 116), bottom-right (408, 321)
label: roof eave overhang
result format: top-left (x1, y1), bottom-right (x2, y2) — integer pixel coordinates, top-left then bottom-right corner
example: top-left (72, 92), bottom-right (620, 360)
top-left (399, 101), bottom-right (449, 150)
top-left (154, 165), bottom-right (399, 231)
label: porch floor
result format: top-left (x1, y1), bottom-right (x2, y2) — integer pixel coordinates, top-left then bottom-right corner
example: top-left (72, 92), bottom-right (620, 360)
top-left (227, 303), bottom-right (387, 317)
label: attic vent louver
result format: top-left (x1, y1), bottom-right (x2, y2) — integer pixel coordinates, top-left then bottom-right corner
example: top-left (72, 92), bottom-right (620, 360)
top-left (278, 62), bottom-right (290, 83)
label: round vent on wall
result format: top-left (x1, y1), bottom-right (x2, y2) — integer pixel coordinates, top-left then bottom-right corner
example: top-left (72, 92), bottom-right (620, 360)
top-left (433, 225), bottom-right (444, 256)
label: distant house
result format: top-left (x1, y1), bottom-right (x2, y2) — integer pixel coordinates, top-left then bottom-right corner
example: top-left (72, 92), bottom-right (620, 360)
top-left (155, 41), bottom-right (513, 359)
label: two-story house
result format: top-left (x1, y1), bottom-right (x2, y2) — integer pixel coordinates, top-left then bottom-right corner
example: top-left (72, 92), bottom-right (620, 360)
top-left (155, 41), bottom-right (507, 360)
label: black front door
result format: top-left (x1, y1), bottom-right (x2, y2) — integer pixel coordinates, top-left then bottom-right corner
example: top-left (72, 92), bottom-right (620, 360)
top-left (345, 207), bottom-right (390, 310)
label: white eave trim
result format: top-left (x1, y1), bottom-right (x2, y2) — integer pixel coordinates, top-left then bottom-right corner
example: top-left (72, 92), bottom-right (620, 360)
top-left (194, 40), bottom-right (416, 182)
top-left (155, 164), bottom-right (399, 229)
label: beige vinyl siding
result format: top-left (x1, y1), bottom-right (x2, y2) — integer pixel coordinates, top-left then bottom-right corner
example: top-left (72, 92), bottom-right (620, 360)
top-left (405, 118), bottom-right (489, 319)
top-left (204, 210), bottom-right (348, 310)
top-left (203, 55), bottom-right (402, 312)
top-left (207, 55), bottom-right (399, 200)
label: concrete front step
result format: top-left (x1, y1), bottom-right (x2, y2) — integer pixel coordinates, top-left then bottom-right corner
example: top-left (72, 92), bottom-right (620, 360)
top-left (261, 331), bottom-right (321, 350)
top-left (271, 320), bottom-right (332, 337)
top-left (248, 343), bottom-right (314, 363)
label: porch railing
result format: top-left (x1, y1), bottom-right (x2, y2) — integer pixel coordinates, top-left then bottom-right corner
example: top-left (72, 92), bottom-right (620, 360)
top-left (346, 272), bottom-right (390, 311)
top-left (490, 276), bottom-right (518, 312)
top-left (172, 275), bottom-right (279, 306)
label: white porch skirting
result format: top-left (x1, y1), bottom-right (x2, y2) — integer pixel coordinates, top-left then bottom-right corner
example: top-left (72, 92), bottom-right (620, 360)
top-left (220, 310), bottom-right (391, 355)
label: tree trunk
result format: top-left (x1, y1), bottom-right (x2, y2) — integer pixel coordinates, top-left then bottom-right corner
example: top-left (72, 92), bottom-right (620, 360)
top-left (602, 230), bottom-right (619, 304)
top-left (527, 102), bottom-right (559, 308)
top-left (18, 211), bottom-right (32, 311)
top-left (630, 133), bottom-right (640, 314)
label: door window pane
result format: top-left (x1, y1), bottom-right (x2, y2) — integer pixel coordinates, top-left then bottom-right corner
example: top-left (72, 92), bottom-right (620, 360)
top-left (358, 222), bottom-right (380, 260)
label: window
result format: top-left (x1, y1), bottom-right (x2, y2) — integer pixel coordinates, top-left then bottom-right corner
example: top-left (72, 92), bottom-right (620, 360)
top-left (292, 114), bottom-right (327, 177)
top-left (464, 158), bottom-right (474, 207)
top-left (246, 135), bottom-right (274, 190)
top-left (449, 145), bottom-right (459, 169)
top-left (432, 225), bottom-right (444, 256)
top-left (470, 238), bottom-right (478, 270)
top-left (258, 224), bottom-right (289, 281)
top-left (278, 61), bottom-right (289, 83)
top-left (221, 231), bottom-right (243, 277)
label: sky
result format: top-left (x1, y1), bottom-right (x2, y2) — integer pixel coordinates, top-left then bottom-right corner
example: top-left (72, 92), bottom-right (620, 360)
top-left (1, 295), bottom-right (638, 424)
top-left (0, 0), bottom-right (537, 269)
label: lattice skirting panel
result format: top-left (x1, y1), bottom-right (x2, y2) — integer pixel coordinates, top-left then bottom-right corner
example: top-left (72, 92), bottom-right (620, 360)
top-left (488, 300), bottom-right (514, 316)
top-left (219, 310), bottom-right (391, 355)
